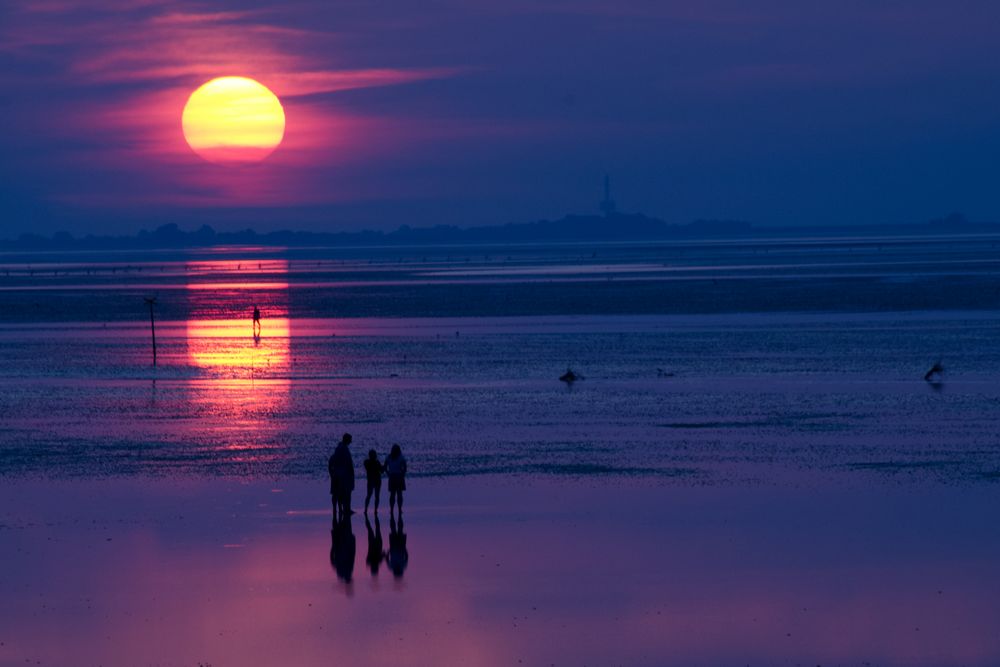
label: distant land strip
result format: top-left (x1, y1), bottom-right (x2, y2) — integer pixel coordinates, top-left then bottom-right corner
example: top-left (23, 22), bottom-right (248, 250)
top-left (3, 212), bottom-right (998, 250)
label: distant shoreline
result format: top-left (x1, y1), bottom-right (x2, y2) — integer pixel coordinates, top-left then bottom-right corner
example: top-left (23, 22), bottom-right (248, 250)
top-left (4, 212), bottom-right (998, 252)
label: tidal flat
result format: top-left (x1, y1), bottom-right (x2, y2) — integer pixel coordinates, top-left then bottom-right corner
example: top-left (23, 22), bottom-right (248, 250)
top-left (1, 238), bottom-right (999, 665)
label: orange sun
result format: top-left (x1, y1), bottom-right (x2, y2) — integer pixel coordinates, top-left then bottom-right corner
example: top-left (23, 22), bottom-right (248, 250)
top-left (182, 76), bottom-right (286, 165)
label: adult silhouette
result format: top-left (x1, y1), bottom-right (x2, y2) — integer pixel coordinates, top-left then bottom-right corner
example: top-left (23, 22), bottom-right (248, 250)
top-left (365, 515), bottom-right (384, 576)
top-left (387, 514), bottom-right (408, 579)
top-left (330, 433), bottom-right (355, 519)
top-left (252, 304), bottom-right (261, 337)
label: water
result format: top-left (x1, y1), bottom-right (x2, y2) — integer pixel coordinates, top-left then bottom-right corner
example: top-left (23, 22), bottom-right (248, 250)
top-left (3, 477), bottom-right (998, 667)
top-left (3, 235), bottom-right (1000, 666)
top-left (1, 236), bottom-right (999, 483)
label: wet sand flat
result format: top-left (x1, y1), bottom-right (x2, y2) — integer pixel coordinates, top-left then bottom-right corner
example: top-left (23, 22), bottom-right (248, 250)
top-left (1, 477), bottom-right (998, 667)
top-left (2, 241), bottom-right (1000, 665)
top-left (2, 310), bottom-right (1000, 482)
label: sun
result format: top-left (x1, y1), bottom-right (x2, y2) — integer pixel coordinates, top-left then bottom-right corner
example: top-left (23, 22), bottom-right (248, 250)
top-left (182, 76), bottom-right (285, 165)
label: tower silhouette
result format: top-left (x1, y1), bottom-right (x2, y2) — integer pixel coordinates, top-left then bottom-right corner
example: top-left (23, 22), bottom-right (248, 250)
top-left (599, 175), bottom-right (617, 217)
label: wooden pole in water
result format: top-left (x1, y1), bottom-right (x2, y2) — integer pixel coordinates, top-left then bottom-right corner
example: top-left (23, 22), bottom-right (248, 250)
top-left (144, 296), bottom-right (157, 366)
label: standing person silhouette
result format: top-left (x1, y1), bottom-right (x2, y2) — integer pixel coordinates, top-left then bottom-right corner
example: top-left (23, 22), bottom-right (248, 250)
top-left (331, 433), bottom-right (355, 519)
top-left (252, 305), bottom-right (261, 337)
top-left (385, 444), bottom-right (407, 516)
top-left (363, 449), bottom-right (384, 514)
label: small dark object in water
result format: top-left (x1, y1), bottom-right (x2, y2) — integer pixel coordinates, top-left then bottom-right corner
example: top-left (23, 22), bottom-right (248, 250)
top-left (559, 368), bottom-right (581, 383)
top-left (924, 361), bottom-right (944, 383)
top-left (656, 368), bottom-right (675, 378)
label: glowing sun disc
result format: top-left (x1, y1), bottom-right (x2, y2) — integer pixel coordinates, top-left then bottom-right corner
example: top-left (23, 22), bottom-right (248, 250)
top-left (182, 76), bottom-right (285, 165)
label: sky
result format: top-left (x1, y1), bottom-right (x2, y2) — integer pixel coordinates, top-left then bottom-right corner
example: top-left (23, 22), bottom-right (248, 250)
top-left (2, 0), bottom-right (1000, 236)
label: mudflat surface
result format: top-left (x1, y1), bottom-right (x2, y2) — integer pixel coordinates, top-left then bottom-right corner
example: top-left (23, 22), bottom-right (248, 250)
top-left (1, 477), bottom-right (998, 667)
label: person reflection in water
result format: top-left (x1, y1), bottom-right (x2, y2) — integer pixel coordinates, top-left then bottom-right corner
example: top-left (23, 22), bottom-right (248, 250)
top-left (252, 304), bottom-right (261, 338)
top-left (385, 444), bottom-right (407, 516)
top-left (387, 514), bottom-right (408, 578)
top-left (365, 515), bottom-right (384, 576)
top-left (329, 433), bottom-right (355, 520)
top-left (330, 515), bottom-right (356, 584)
top-left (327, 445), bottom-right (338, 517)
top-left (364, 449), bottom-right (384, 514)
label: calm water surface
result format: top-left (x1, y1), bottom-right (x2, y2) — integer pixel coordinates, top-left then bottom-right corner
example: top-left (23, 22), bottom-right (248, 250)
top-left (1, 478), bottom-right (998, 667)
top-left (1, 238), bottom-right (999, 665)
top-left (0, 238), bottom-right (999, 482)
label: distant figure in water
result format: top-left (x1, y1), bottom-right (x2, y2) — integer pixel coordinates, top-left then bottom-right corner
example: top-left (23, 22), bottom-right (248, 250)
top-left (365, 515), bottom-right (384, 576)
top-left (364, 449), bottom-right (384, 514)
top-left (330, 515), bottom-right (356, 584)
top-left (385, 444), bottom-right (407, 516)
top-left (252, 305), bottom-right (261, 337)
top-left (924, 360), bottom-right (944, 383)
top-left (329, 433), bottom-right (355, 519)
top-left (387, 514), bottom-right (408, 579)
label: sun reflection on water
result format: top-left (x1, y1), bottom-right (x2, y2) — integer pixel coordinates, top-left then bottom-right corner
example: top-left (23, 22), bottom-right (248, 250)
top-left (184, 258), bottom-right (293, 461)
top-left (186, 317), bottom-right (291, 374)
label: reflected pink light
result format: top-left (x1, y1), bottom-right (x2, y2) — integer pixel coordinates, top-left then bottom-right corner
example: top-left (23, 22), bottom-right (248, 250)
top-left (187, 282), bottom-right (291, 291)
top-left (186, 318), bottom-right (290, 359)
top-left (6, 497), bottom-right (999, 667)
top-left (184, 259), bottom-right (293, 457)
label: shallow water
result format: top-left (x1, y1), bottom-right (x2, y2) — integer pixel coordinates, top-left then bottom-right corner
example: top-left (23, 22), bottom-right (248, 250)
top-left (2, 239), bottom-right (1000, 666)
top-left (1, 239), bottom-right (1000, 483)
top-left (1, 477), bottom-right (998, 667)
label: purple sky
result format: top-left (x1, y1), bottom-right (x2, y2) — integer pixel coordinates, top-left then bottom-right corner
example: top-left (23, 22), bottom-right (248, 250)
top-left (2, 0), bottom-right (1000, 235)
